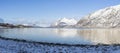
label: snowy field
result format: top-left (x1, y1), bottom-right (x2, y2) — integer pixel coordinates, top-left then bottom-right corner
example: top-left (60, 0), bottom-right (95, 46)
top-left (0, 37), bottom-right (120, 53)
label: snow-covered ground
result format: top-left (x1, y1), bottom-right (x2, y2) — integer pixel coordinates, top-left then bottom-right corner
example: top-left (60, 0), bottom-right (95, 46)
top-left (0, 38), bottom-right (120, 53)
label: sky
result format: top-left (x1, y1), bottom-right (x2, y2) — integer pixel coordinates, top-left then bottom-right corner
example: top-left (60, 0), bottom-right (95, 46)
top-left (0, 0), bottom-right (120, 24)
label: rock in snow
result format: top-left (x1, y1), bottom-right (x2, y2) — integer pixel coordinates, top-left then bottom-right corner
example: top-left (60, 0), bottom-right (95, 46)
top-left (77, 5), bottom-right (120, 28)
top-left (51, 18), bottom-right (77, 27)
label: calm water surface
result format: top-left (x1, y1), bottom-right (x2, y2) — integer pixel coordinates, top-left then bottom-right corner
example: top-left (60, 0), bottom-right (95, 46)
top-left (0, 28), bottom-right (120, 45)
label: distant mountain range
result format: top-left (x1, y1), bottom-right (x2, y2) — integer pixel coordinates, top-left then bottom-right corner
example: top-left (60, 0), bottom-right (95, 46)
top-left (1, 5), bottom-right (120, 28)
top-left (51, 5), bottom-right (120, 28)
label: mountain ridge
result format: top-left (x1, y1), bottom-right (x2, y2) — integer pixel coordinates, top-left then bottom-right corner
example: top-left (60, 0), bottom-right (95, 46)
top-left (77, 5), bottom-right (120, 28)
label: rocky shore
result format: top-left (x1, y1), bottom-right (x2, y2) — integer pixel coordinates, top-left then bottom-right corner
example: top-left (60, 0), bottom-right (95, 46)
top-left (0, 36), bottom-right (120, 53)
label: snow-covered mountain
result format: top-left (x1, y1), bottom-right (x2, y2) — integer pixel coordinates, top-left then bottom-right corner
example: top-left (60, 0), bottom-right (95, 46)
top-left (77, 5), bottom-right (120, 28)
top-left (51, 18), bottom-right (77, 27)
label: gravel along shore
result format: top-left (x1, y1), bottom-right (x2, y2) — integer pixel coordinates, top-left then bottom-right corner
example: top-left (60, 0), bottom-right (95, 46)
top-left (0, 37), bottom-right (120, 53)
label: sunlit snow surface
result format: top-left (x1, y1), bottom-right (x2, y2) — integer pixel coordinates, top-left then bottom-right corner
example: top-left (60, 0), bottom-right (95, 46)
top-left (77, 5), bottom-right (120, 27)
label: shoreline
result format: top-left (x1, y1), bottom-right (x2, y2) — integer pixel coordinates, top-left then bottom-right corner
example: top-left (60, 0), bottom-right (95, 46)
top-left (0, 36), bottom-right (118, 46)
top-left (0, 36), bottom-right (120, 53)
top-left (0, 28), bottom-right (120, 53)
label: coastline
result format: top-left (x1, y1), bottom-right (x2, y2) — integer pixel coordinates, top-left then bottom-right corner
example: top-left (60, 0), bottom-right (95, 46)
top-left (0, 36), bottom-right (120, 53)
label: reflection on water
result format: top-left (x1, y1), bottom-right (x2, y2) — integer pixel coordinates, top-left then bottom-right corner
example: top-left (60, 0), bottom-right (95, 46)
top-left (77, 29), bottom-right (120, 44)
top-left (0, 29), bottom-right (4, 34)
top-left (0, 28), bottom-right (120, 45)
top-left (53, 29), bottom-right (77, 38)
top-left (0, 28), bottom-right (91, 44)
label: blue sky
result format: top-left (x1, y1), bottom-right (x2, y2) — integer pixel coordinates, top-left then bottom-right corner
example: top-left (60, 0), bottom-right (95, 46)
top-left (0, 0), bottom-right (120, 24)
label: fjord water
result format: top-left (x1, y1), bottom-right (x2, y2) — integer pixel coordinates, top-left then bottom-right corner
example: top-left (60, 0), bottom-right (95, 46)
top-left (0, 28), bottom-right (120, 45)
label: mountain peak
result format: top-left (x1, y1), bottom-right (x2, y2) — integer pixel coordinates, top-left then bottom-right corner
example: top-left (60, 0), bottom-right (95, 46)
top-left (51, 18), bottom-right (77, 27)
